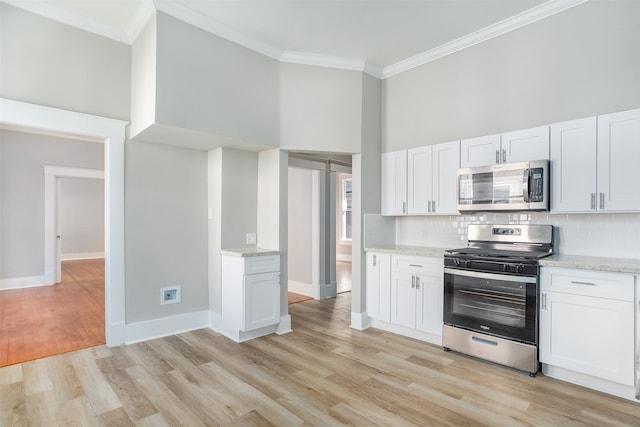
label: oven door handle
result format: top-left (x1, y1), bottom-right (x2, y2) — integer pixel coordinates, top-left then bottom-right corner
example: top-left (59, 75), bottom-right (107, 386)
top-left (444, 268), bottom-right (537, 284)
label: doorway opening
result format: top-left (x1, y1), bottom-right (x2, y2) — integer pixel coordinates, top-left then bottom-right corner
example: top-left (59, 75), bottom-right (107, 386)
top-left (287, 152), bottom-right (352, 305)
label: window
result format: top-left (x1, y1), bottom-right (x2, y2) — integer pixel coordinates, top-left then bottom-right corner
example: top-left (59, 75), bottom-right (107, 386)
top-left (341, 177), bottom-right (352, 241)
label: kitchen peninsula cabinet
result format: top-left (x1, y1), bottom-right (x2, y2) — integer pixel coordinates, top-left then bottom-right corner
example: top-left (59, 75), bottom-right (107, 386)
top-left (551, 108), bottom-right (640, 212)
top-left (221, 252), bottom-right (281, 343)
top-left (382, 141), bottom-right (460, 216)
top-left (366, 252), bottom-right (391, 321)
top-left (539, 267), bottom-right (635, 391)
top-left (460, 126), bottom-right (549, 168)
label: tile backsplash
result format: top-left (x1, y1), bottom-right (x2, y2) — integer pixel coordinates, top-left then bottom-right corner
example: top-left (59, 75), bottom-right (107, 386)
top-left (395, 212), bottom-right (640, 259)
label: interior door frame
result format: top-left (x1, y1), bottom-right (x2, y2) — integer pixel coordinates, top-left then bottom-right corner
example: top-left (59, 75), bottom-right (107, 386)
top-left (43, 166), bottom-right (105, 284)
top-left (1, 98), bottom-right (128, 347)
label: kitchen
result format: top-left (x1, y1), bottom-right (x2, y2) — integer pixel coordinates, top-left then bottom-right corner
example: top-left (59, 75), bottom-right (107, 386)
top-left (1, 0), bottom-right (640, 423)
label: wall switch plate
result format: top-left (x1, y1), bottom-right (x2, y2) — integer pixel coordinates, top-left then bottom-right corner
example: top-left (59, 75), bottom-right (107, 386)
top-left (246, 232), bottom-right (257, 245)
top-left (160, 285), bottom-right (181, 305)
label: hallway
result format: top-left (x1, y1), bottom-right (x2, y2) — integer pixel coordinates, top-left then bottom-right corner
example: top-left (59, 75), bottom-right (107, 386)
top-left (0, 259), bottom-right (105, 367)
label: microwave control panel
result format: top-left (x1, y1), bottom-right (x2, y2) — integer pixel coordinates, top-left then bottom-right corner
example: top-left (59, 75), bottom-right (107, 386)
top-left (530, 167), bottom-right (544, 202)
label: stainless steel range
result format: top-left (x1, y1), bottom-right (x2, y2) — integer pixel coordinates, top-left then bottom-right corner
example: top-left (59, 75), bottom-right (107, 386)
top-left (443, 224), bottom-right (553, 377)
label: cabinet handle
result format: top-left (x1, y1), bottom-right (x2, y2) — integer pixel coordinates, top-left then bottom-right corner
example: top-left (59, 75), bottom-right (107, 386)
top-left (411, 275), bottom-right (415, 288)
top-left (403, 201), bottom-right (407, 214)
top-left (373, 254), bottom-right (377, 267)
top-left (427, 200), bottom-right (431, 212)
top-left (416, 276), bottom-right (420, 289)
top-left (496, 150), bottom-right (500, 164)
top-left (432, 200), bottom-right (436, 212)
top-left (571, 280), bottom-right (597, 286)
top-left (541, 292), bottom-right (546, 310)
top-left (591, 193), bottom-right (596, 210)
top-left (502, 149), bottom-right (506, 163)
top-left (600, 192), bottom-right (605, 210)
top-left (409, 264), bottom-right (423, 268)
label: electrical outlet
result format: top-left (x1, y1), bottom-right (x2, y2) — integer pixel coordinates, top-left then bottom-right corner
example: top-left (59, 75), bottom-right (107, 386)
top-left (160, 285), bottom-right (181, 305)
top-left (246, 232), bottom-right (257, 245)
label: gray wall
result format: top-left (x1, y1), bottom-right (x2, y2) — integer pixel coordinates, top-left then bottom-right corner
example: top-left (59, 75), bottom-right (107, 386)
top-left (153, 12), bottom-right (280, 148)
top-left (288, 167), bottom-right (313, 285)
top-left (125, 141), bottom-right (208, 323)
top-left (0, 130), bottom-right (104, 279)
top-left (383, 1), bottom-right (640, 151)
top-left (59, 178), bottom-right (104, 258)
top-left (280, 63), bottom-right (363, 153)
top-left (0, 3), bottom-right (131, 120)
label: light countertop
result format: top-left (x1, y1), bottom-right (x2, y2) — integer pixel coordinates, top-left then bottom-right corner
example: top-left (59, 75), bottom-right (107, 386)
top-left (220, 248), bottom-right (282, 257)
top-left (364, 245), bottom-right (448, 258)
top-left (539, 254), bottom-right (640, 274)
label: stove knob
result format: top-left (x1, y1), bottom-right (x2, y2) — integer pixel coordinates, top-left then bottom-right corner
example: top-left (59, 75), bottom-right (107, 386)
top-left (517, 264), bottom-right (525, 273)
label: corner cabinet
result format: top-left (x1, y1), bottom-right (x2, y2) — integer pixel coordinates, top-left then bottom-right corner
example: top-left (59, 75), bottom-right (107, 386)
top-left (460, 126), bottom-right (549, 168)
top-left (539, 267), bottom-right (635, 393)
top-left (551, 108), bottom-right (640, 212)
top-left (221, 254), bottom-right (281, 343)
top-left (382, 141), bottom-right (460, 216)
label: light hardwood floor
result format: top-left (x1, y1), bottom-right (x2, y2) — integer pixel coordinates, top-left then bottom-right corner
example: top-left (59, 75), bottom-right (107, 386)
top-left (0, 259), bottom-right (105, 368)
top-left (2, 293), bottom-right (639, 426)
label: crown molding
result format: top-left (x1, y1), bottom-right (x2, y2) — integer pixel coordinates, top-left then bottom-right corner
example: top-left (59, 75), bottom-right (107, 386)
top-left (382, 0), bottom-right (590, 79)
top-left (280, 51), bottom-right (382, 78)
top-left (153, 0), bottom-right (282, 61)
top-left (126, 1), bottom-right (156, 42)
top-left (2, 0), bottom-right (132, 44)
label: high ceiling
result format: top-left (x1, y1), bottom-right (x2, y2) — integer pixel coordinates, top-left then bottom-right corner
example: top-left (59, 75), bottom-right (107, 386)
top-left (4, 0), bottom-right (587, 77)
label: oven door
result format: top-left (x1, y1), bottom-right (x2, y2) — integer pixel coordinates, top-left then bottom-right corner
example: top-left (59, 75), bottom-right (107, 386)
top-left (443, 268), bottom-right (538, 344)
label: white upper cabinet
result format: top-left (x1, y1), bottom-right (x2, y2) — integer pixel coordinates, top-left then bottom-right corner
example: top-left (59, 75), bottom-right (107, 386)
top-left (550, 117), bottom-right (597, 212)
top-left (431, 141), bottom-right (461, 214)
top-left (597, 108), bottom-right (640, 211)
top-left (407, 146), bottom-right (433, 214)
top-left (460, 126), bottom-right (549, 168)
top-left (381, 150), bottom-right (407, 215)
top-left (551, 108), bottom-right (640, 212)
top-left (382, 141), bottom-right (460, 216)
top-left (460, 134), bottom-right (500, 167)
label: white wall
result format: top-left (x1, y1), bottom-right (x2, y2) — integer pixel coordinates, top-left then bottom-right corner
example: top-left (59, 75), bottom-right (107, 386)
top-left (125, 141), bottom-right (208, 323)
top-left (0, 130), bottom-right (104, 280)
top-left (383, 1), bottom-right (640, 152)
top-left (288, 167), bottom-right (313, 286)
top-left (59, 178), bottom-right (104, 259)
top-left (0, 3), bottom-right (131, 120)
top-left (280, 63), bottom-right (363, 153)
top-left (152, 12), bottom-right (280, 148)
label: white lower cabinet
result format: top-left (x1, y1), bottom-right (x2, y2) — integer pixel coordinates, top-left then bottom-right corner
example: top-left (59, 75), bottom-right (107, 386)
top-left (221, 254), bottom-right (281, 343)
top-left (366, 252), bottom-right (391, 322)
top-left (539, 267), bottom-right (635, 390)
top-left (389, 255), bottom-right (444, 339)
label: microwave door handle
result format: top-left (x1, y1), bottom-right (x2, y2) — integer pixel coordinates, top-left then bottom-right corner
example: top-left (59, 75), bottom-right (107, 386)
top-left (523, 169), bottom-right (530, 202)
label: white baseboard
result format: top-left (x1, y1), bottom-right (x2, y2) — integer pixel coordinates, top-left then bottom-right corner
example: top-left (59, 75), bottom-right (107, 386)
top-left (276, 314), bottom-right (292, 335)
top-left (350, 312), bottom-right (370, 331)
top-left (0, 275), bottom-right (52, 291)
top-left (125, 310), bottom-right (210, 345)
top-left (288, 280), bottom-right (314, 298)
top-left (336, 254), bottom-right (352, 262)
top-left (209, 309), bottom-right (222, 332)
top-left (61, 252), bottom-right (105, 261)
top-left (542, 364), bottom-right (639, 402)
top-left (107, 321), bottom-right (126, 347)
top-left (369, 318), bottom-right (443, 347)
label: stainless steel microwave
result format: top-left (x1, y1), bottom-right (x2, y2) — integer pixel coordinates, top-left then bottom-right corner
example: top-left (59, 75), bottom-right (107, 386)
top-left (457, 160), bottom-right (549, 212)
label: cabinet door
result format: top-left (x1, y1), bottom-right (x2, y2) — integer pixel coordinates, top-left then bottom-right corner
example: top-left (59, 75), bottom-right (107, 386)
top-left (431, 140), bottom-right (460, 214)
top-left (539, 291), bottom-right (634, 386)
top-left (390, 271), bottom-right (416, 329)
top-left (381, 150), bottom-right (407, 215)
top-left (415, 273), bottom-right (444, 337)
top-left (243, 272), bottom-right (280, 331)
top-left (502, 125), bottom-right (550, 164)
top-left (597, 108), bottom-right (640, 211)
top-left (407, 146), bottom-right (432, 214)
top-left (550, 117), bottom-right (597, 212)
top-left (366, 252), bottom-right (391, 321)
top-left (460, 134), bottom-right (501, 167)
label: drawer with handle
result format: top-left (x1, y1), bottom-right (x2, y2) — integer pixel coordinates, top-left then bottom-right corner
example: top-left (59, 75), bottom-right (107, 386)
top-left (392, 255), bottom-right (442, 276)
top-left (540, 267), bottom-right (633, 301)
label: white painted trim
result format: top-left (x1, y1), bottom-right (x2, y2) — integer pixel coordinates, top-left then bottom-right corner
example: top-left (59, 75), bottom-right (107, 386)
top-left (542, 364), bottom-right (638, 402)
top-left (280, 51), bottom-right (382, 78)
top-left (0, 275), bottom-right (51, 291)
top-left (0, 97), bottom-right (128, 348)
top-left (369, 318), bottom-right (443, 347)
top-left (350, 312), bottom-right (371, 331)
top-left (209, 310), bottom-right (222, 332)
top-left (43, 165), bottom-right (104, 180)
top-left (276, 314), bottom-right (292, 335)
top-left (125, 310), bottom-right (210, 344)
top-left (382, 0), bottom-right (590, 78)
top-left (61, 252), bottom-right (105, 261)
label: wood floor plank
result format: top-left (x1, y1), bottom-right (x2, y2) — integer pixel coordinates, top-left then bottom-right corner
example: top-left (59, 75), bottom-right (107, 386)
top-left (1, 292), bottom-right (639, 425)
